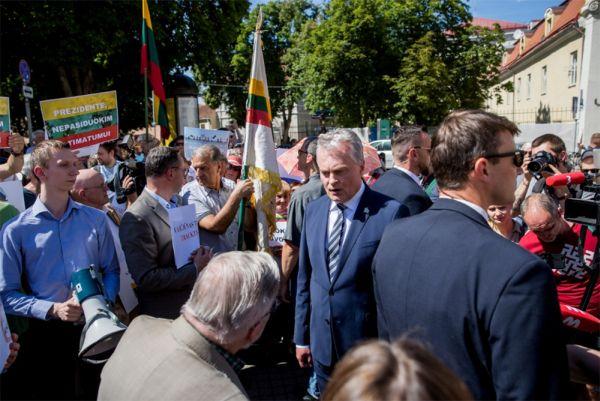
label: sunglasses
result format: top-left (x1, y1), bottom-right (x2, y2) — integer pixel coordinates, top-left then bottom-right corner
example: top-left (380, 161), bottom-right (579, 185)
top-left (483, 150), bottom-right (525, 168)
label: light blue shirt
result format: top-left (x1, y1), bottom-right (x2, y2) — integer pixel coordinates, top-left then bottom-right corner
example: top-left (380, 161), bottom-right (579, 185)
top-left (0, 197), bottom-right (119, 320)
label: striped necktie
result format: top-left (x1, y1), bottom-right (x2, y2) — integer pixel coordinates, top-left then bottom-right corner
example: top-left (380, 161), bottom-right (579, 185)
top-left (327, 203), bottom-right (346, 281)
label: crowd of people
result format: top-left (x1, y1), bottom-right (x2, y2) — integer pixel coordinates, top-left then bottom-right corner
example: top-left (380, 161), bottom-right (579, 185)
top-left (0, 109), bottom-right (598, 401)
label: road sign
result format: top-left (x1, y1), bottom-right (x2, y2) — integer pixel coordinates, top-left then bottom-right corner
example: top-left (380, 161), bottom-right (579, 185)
top-left (378, 118), bottom-right (391, 139)
top-left (22, 86), bottom-right (33, 99)
top-left (19, 60), bottom-right (31, 84)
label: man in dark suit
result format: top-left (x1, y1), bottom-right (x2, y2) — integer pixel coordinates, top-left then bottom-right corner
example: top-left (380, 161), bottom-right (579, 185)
top-left (373, 110), bottom-right (570, 400)
top-left (120, 147), bottom-right (211, 319)
top-left (372, 125), bottom-right (432, 215)
top-left (294, 129), bottom-right (408, 393)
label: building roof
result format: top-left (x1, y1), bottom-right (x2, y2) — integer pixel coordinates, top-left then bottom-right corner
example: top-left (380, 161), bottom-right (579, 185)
top-left (471, 17), bottom-right (528, 30)
top-left (502, 0), bottom-right (584, 70)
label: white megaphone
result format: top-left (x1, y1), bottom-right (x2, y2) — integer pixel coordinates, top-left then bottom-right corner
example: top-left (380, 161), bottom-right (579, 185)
top-left (71, 266), bottom-right (127, 363)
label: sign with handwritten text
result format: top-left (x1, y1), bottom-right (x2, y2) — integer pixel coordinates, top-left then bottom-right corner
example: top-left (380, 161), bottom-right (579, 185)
top-left (168, 204), bottom-right (200, 269)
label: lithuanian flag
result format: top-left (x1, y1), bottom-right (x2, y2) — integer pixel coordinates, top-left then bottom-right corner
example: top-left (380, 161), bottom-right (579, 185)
top-left (243, 10), bottom-right (281, 252)
top-left (141, 0), bottom-right (172, 143)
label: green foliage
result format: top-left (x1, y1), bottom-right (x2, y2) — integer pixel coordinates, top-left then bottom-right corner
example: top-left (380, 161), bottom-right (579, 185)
top-left (290, 0), bottom-right (506, 126)
top-left (204, 0), bottom-right (317, 139)
top-left (0, 0), bottom-right (248, 132)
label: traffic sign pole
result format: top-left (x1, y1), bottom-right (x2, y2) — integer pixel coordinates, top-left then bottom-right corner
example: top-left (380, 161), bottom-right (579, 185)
top-left (19, 60), bottom-right (33, 141)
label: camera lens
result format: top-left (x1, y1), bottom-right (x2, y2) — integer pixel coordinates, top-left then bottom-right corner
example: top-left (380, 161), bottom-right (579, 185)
top-left (527, 160), bottom-right (543, 173)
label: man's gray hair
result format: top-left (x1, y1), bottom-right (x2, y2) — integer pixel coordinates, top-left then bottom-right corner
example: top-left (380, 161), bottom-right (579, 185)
top-left (521, 193), bottom-right (560, 218)
top-left (318, 129), bottom-right (364, 165)
top-left (192, 144), bottom-right (222, 163)
top-left (183, 251), bottom-right (280, 344)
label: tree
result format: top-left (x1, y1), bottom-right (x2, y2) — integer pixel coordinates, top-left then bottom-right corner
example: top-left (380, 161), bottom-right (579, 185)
top-left (202, 0), bottom-right (318, 142)
top-left (289, 0), bottom-right (507, 127)
top-left (0, 0), bottom-right (248, 133)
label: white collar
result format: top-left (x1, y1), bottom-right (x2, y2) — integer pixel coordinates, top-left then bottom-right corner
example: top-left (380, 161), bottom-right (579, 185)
top-left (393, 166), bottom-right (421, 186)
top-left (329, 182), bottom-right (366, 214)
top-left (439, 195), bottom-right (488, 221)
top-left (145, 187), bottom-right (177, 210)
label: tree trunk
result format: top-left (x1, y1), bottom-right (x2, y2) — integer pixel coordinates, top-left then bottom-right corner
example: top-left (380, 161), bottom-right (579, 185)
top-left (282, 103), bottom-right (293, 144)
top-left (71, 67), bottom-right (83, 96)
top-left (57, 66), bottom-right (73, 97)
top-left (82, 67), bottom-right (94, 94)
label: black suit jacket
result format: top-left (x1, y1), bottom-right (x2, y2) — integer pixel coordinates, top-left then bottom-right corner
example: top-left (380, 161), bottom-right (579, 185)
top-left (373, 199), bottom-right (570, 400)
top-left (372, 168), bottom-right (432, 216)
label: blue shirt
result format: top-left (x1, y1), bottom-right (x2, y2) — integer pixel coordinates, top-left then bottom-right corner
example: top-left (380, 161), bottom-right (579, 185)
top-left (0, 197), bottom-right (119, 320)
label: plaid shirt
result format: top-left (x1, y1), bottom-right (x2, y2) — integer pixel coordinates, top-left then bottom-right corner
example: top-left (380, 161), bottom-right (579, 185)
top-left (208, 337), bottom-right (245, 372)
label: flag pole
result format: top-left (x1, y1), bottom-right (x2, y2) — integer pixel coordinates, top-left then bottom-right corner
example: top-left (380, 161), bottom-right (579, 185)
top-left (144, 67), bottom-right (149, 141)
top-left (237, 8), bottom-right (264, 251)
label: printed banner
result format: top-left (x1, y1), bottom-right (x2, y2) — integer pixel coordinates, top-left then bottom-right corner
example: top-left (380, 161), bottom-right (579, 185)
top-left (184, 128), bottom-right (229, 160)
top-left (168, 204), bottom-right (200, 269)
top-left (0, 97), bottom-right (10, 148)
top-left (39, 91), bottom-right (118, 152)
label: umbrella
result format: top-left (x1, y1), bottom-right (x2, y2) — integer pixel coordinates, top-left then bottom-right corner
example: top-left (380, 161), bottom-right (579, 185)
top-left (277, 137), bottom-right (383, 177)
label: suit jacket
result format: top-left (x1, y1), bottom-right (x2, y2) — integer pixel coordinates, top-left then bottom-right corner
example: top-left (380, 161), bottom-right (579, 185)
top-left (373, 199), bottom-right (570, 400)
top-left (119, 189), bottom-right (197, 319)
top-left (294, 186), bottom-right (408, 366)
top-left (371, 168), bottom-right (432, 216)
top-left (98, 316), bottom-right (247, 401)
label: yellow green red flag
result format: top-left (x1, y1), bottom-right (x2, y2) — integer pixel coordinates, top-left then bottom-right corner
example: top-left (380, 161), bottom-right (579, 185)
top-left (243, 11), bottom-right (281, 252)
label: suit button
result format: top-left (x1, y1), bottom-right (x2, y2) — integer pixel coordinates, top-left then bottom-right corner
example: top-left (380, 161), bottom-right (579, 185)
top-left (325, 319), bottom-right (330, 325)
top-left (329, 289), bottom-right (334, 296)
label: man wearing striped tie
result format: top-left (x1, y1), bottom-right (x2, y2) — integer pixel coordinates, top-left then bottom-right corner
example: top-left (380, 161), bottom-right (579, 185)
top-left (293, 129), bottom-right (409, 393)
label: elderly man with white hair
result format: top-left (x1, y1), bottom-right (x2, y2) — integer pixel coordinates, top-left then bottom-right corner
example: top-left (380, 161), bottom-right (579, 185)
top-left (294, 129), bottom-right (409, 392)
top-left (98, 251), bottom-right (280, 401)
top-left (181, 145), bottom-right (254, 253)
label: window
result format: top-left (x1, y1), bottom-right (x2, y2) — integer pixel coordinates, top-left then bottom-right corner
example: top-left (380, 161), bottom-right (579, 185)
top-left (517, 77), bottom-right (522, 102)
top-left (382, 140), bottom-right (391, 151)
top-left (544, 9), bottom-right (554, 36)
top-left (519, 38), bottom-right (525, 55)
top-left (526, 73), bottom-right (532, 99)
top-left (569, 51), bottom-right (578, 86)
top-left (541, 66), bottom-right (547, 94)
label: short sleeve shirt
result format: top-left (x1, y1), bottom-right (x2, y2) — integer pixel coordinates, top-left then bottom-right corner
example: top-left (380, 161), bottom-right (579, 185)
top-left (181, 178), bottom-right (238, 253)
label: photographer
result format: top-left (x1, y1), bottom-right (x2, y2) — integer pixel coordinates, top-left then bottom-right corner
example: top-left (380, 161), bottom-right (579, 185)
top-left (95, 141), bottom-right (138, 214)
top-left (519, 193), bottom-right (599, 318)
top-left (513, 134), bottom-right (572, 214)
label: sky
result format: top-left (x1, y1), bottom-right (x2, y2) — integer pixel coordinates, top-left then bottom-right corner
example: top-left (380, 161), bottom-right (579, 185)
top-left (467, 0), bottom-right (564, 23)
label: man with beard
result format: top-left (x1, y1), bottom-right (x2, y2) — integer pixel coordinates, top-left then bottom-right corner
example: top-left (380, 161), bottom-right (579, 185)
top-left (372, 126), bottom-right (432, 215)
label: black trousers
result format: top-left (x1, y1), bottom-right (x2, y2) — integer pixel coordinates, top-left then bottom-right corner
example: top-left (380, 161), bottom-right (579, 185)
top-left (1, 318), bottom-right (102, 400)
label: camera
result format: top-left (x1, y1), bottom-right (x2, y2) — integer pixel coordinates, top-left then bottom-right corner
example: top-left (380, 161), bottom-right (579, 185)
top-left (108, 160), bottom-right (146, 204)
top-left (527, 150), bottom-right (558, 174)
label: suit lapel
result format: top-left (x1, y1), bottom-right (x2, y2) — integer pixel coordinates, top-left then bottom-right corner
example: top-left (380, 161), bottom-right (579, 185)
top-left (394, 169), bottom-right (424, 192)
top-left (330, 188), bottom-right (371, 287)
top-left (142, 190), bottom-right (171, 227)
top-left (313, 198), bottom-right (329, 280)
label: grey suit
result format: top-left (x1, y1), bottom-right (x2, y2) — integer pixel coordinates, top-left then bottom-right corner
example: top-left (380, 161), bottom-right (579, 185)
top-left (98, 316), bottom-right (248, 401)
top-left (119, 189), bottom-right (197, 319)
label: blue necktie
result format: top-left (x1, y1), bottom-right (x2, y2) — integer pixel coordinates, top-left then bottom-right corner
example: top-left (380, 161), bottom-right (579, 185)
top-left (328, 204), bottom-right (346, 281)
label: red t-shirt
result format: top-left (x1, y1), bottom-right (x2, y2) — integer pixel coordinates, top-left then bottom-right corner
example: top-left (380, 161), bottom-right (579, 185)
top-left (519, 224), bottom-right (600, 317)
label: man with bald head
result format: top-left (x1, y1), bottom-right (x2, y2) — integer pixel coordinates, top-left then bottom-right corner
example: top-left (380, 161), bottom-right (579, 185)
top-left (71, 168), bottom-right (110, 210)
top-left (520, 193), bottom-right (600, 317)
top-left (71, 169), bottom-right (136, 317)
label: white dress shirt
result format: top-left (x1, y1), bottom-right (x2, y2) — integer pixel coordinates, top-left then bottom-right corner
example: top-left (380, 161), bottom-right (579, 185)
top-left (327, 183), bottom-right (366, 249)
top-left (393, 165), bottom-right (422, 186)
top-left (439, 195), bottom-right (488, 221)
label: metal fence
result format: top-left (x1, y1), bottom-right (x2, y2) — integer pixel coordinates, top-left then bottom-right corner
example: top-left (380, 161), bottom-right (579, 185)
top-left (489, 107), bottom-right (575, 124)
